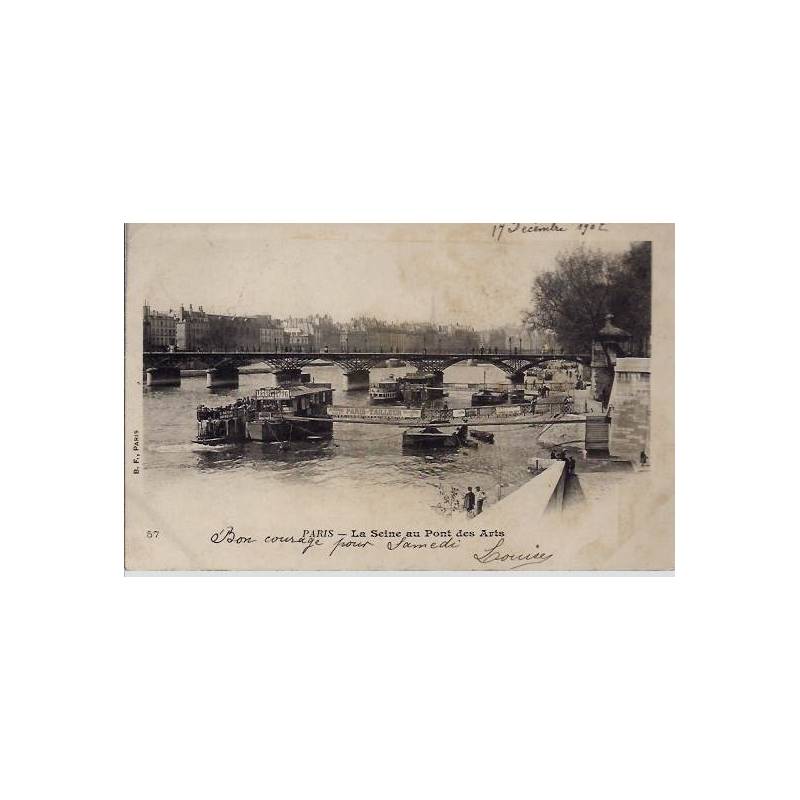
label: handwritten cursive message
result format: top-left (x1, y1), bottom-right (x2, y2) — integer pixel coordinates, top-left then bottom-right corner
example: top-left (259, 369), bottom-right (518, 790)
top-left (209, 526), bottom-right (555, 568)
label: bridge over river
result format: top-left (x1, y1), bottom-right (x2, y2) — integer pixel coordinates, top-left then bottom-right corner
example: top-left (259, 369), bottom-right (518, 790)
top-left (143, 350), bottom-right (590, 388)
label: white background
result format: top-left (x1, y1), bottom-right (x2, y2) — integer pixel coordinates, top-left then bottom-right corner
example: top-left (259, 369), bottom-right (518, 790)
top-left (2, 2), bottom-right (798, 799)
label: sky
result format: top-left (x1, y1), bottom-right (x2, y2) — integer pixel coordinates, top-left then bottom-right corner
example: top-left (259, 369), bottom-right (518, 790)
top-left (126, 224), bottom-right (634, 329)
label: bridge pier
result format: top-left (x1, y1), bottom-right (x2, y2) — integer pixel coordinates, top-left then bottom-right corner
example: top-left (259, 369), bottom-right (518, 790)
top-left (206, 366), bottom-right (239, 389)
top-left (343, 369), bottom-right (370, 391)
top-left (145, 366), bottom-right (181, 387)
top-left (509, 370), bottom-right (525, 386)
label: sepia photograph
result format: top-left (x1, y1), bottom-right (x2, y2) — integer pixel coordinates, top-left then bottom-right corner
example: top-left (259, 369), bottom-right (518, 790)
top-left (125, 223), bottom-right (673, 571)
top-left (10, 3), bottom-right (797, 798)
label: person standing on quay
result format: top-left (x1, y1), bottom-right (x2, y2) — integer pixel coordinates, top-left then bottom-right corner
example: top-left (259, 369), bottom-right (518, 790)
top-left (475, 486), bottom-right (487, 515)
top-left (463, 486), bottom-right (475, 516)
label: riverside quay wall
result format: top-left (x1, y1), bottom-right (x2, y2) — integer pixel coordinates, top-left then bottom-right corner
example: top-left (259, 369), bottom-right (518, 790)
top-left (476, 460), bottom-right (567, 526)
top-left (608, 358), bottom-right (651, 461)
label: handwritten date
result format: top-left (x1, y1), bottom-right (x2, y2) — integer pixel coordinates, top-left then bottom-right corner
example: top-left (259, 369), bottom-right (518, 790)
top-left (491, 222), bottom-right (607, 241)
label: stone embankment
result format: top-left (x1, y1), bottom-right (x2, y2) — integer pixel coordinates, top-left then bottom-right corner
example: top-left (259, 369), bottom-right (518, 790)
top-left (477, 460), bottom-right (567, 525)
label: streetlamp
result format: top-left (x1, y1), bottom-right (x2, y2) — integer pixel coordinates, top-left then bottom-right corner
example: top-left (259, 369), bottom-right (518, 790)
top-left (508, 336), bottom-right (512, 353)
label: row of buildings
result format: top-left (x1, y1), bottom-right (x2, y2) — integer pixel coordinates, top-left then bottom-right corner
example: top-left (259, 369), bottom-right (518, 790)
top-left (143, 305), bottom-right (299, 352)
top-left (143, 304), bottom-right (558, 354)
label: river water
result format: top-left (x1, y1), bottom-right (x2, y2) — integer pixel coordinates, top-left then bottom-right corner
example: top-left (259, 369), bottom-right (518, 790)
top-left (142, 364), bottom-right (559, 519)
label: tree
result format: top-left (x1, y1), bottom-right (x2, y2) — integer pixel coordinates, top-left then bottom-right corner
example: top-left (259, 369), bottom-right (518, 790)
top-left (523, 247), bottom-right (617, 352)
top-left (523, 243), bottom-right (652, 355)
top-left (608, 241), bottom-right (651, 355)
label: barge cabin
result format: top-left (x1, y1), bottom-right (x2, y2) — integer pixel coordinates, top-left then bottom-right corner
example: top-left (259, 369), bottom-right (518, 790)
top-left (246, 384), bottom-right (334, 442)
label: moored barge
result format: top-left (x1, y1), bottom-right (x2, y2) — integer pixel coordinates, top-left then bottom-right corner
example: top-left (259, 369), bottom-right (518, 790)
top-left (471, 388), bottom-right (508, 406)
top-left (397, 371), bottom-right (447, 407)
top-left (193, 382), bottom-right (334, 445)
top-left (402, 424), bottom-right (469, 449)
top-left (247, 384), bottom-right (334, 442)
top-left (471, 387), bottom-right (525, 406)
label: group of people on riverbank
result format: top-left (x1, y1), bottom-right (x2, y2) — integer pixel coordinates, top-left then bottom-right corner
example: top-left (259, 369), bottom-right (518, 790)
top-left (462, 485), bottom-right (487, 516)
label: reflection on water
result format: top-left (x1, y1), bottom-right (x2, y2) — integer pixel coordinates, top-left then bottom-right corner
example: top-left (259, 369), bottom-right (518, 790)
top-left (194, 438), bottom-right (337, 472)
top-left (143, 364), bottom-right (556, 512)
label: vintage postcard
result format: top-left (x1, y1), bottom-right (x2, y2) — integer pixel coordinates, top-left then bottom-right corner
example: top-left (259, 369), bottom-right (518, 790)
top-left (125, 223), bottom-right (674, 572)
